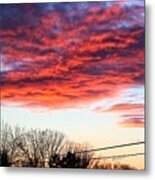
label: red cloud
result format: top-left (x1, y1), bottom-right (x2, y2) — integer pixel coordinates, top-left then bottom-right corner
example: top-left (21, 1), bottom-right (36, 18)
top-left (94, 103), bottom-right (144, 113)
top-left (94, 103), bottom-right (144, 128)
top-left (118, 119), bottom-right (144, 128)
top-left (0, 2), bottom-right (145, 109)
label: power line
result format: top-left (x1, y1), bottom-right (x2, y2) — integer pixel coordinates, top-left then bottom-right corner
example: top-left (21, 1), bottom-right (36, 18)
top-left (74, 141), bottom-right (145, 154)
top-left (91, 152), bottom-right (145, 160)
top-left (60, 141), bottom-right (145, 157)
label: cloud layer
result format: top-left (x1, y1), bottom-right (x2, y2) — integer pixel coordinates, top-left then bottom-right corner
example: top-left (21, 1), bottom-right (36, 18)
top-left (118, 119), bottom-right (144, 128)
top-left (0, 1), bottom-right (144, 111)
top-left (94, 102), bottom-right (144, 128)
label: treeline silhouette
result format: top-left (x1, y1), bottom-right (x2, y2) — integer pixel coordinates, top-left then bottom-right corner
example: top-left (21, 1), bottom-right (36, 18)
top-left (0, 123), bottom-right (136, 169)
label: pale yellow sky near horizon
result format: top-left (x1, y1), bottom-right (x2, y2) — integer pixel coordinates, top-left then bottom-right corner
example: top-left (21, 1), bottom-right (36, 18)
top-left (1, 101), bottom-right (145, 169)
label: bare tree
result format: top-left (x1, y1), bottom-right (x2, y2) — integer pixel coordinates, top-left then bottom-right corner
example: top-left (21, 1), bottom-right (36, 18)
top-left (16, 129), bottom-right (66, 167)
top-left (47, 131), bottom-right (66, 168)
top-left (52, 143), bottom-right (93, 169)
top-left (0, 123), bottom-right (99, 169)
top-left (90, 160), bottom-right (136, 170)
top-left (0, 123), bottom-right (24, 167)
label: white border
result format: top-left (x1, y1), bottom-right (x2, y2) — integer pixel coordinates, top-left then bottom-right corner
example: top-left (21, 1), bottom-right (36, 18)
top-left (0, 0), bottom-right (155, 179)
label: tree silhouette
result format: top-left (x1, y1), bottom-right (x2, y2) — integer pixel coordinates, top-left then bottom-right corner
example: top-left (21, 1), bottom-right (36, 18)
top-left (0, 123), bottom-right (24, 166)
top-left (49, 143), bottom-right (93, 168)
top-left (0, 123), bottom-right (138, 169)
top-left (90, 160), bottom-right (136, 170)
top-left (16, 129), bottom-right (66, 167)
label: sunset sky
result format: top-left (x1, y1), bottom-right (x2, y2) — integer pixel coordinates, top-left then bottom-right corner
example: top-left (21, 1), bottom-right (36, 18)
top-left (0, 0), bottom-right (145, 169)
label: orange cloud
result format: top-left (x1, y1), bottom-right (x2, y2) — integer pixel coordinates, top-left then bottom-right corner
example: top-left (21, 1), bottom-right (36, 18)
top-left (118, 119), bottom-right (144, 128)
top-left (94, 103), bottom-right (144, 113)
top-left (94, 102), bottom-right (144, 128)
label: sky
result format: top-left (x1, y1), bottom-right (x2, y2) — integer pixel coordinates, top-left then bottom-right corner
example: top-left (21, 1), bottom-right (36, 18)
top-left (0, 0), bottom-right (145, 169)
